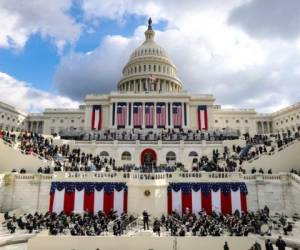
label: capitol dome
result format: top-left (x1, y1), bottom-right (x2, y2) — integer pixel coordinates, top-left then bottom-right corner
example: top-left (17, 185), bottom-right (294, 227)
top-left (118, 18), bottom-right (183, 93)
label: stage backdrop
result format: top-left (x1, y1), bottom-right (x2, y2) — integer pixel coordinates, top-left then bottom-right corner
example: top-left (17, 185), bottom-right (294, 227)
top-left (167, 182), bottom-right (247, 215)
top-left (49, 182), bottom-right (127, 215)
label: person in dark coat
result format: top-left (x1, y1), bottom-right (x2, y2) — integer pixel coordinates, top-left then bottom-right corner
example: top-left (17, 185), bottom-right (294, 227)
top-left (275, 236), bottom-right (286, 250)
top-left (265, 239), bottom-right (274, 250)
top-left (142, 210), bottom-right (149, 230)
top-left (224, 241), bottom-right (229, 250)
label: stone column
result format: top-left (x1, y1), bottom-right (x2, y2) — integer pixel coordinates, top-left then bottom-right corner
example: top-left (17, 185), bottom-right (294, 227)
top-left (170, 102), bottom-right (173, 128)
top-left (256, 122), bottom-right (260, 134)
top-left (109, 103), bottom-right (113, 128)
top-left (186, 103), bottom-right (190, 129)
top-left (84, 105), bottom-right (92, 131)
top-left (263, 122), bottom-right (268, 134)
top-left (130, 102), bottom-right (133, 129)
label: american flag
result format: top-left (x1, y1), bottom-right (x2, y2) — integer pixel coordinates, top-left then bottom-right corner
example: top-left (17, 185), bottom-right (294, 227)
top-left (149, 75), bottom-right (157, 82)
top-left (198, 105), bottom-right (208, 130)
top-left (172, 104), bottom-right (182, 128)
top-left (156, 104), bottom-right (166, 128)
top-left (91, 105), bottom-right (101, 130)
top-left (133, 104), bottom-right (143, 128)
top-left (117, 105), bottom-right (127, 127)
top-left (145, 104), bottom-right (154, 128)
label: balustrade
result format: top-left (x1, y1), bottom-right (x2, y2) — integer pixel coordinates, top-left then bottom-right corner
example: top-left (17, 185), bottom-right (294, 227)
top-left (5, 172), bottom-right (299, 185)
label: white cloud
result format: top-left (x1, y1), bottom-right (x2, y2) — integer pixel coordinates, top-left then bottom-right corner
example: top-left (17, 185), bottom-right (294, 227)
top-left (54, 33), bottom-right (141, 99)
top-left (0, 0), bottom-right (81, 50)
top-left (229, 0), bottom-right (300, 40)
top-left (0, 72), bottom-right (80, 113)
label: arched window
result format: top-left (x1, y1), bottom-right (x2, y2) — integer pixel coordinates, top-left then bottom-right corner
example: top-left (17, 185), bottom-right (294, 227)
top-left (121, 151), bottom-right (132, 161)
top-left (100, 151), bottom-right (109, 157)
top-left (166, 151), bottom-right (176, 162)
top-left (188, 151), bottom-right (198, 157)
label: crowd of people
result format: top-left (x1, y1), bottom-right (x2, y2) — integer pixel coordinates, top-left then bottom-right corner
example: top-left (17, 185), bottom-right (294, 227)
top-left (1, 129), bottom-right (299, 176)
top-left (3, 210), bottom-right (136, 236)
top-left (224, 236), bottom-right (287, 250)
top-left (290, 169), bottom-right (300, 177)
top-left (61, 128), bottom-right (240, 142)
top-left (154, 207), bottom-right (272, 237)
top-left (2, 206), bottom-right (295, 241)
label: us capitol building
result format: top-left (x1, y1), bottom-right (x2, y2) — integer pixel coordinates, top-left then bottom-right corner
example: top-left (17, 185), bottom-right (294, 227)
top-left (1, 19), bottom-right (299, 137)
top-left (0, 18), bottom-right (300, 250)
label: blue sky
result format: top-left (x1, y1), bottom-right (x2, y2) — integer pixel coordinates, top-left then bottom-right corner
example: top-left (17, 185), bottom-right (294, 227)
top-left (0, 14), bottom-right (165, 92)
top-left (0, 0), bottom-right (300, 113)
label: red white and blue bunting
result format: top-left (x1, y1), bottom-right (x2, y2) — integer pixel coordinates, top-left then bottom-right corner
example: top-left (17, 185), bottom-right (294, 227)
top-left (49, 182), bottom-right (128, 215)
top-left (91, 105), bottom-right (102, 130)
top-left (167, 182), bottom-right (248, 215)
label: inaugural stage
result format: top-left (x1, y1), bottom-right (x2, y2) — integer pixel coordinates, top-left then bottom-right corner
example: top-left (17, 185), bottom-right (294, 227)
top-left (27, 231), bottom-right (265, 250)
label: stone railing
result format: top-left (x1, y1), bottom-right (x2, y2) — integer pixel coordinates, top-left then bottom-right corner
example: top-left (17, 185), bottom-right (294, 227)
top-left (289, 173), bottom-right (300, 186)
top-left (4, 172), bottom-right (297, 185)
top-left (51, 171), bottom-right (243, 182)
top-left (12, 173), bottom-right (53, 181)
top-left (72, 139), bottom-right (226, 146)
top-left (243, 173), bottom-right (290, 182)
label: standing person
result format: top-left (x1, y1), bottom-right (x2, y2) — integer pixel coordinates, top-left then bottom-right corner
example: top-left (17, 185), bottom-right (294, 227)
top-left (224, 241), bottom-right (229, 250)
top-left (153, 218), bottom-right (161, 236)
top-left (265, 239), bottom-right (274, 250)
top-left (143, 210), bottom-right (150, 230)
top-left (275, 236), bottom-right (286, 250)
top-left (253, 241), bottom-right (262, 250)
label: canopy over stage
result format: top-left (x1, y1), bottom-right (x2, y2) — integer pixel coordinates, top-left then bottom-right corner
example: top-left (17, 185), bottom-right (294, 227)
top-left (28, 232), bottom-right (265, 250)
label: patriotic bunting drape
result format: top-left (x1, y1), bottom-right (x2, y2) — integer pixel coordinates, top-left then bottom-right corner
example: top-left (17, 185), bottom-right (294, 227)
top-left (117, 103), bottom-right (127, 128)
top-left (167, 182), bottom-right (247, 215)
top-left (198, 105), bottom-right (208, 130)
top-left (145, 103), bottom-right (154, 128)
top-left (156, 103), bottom-right (166, 128)
top-left (91, 105), bottom-right (102, 130)
top-left (133, 103), bottom-right (143, 128)
top-left (172, 103), bottom-right (182, 128)
top-left (49, 182), bottom-right (128, 215)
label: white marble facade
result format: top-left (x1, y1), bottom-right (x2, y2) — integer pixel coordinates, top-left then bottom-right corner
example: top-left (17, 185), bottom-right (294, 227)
top-left (1, 173), bottom-right (299, 217)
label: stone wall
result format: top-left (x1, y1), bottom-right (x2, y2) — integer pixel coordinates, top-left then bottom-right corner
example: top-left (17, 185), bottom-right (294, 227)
top-left (28, 234), bottom-right (265, 250)
top-left (0, 174), bottom-right (299, 216)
